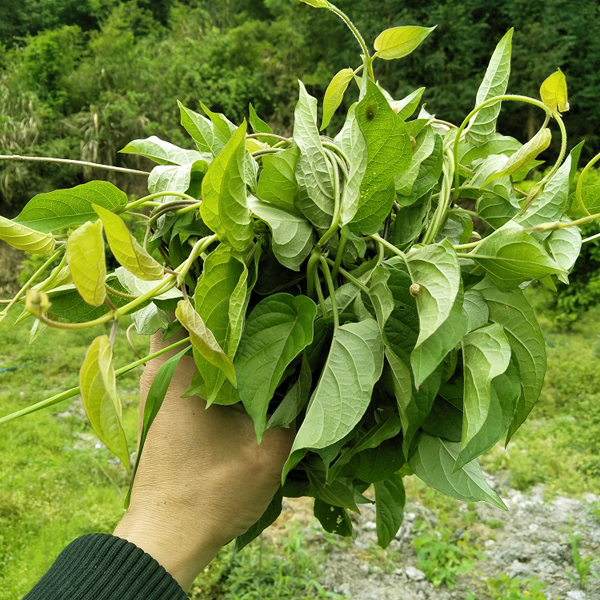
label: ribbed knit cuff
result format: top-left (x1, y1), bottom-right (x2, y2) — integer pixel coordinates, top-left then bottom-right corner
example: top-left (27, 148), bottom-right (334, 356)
top-left (23, 533), bottom-right (188, 600)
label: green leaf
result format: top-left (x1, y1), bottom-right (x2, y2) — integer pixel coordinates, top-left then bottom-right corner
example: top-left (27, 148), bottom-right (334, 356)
top-left (267, 356), bottom-right (312, 430)
top-left (289, 319), bottom-right (384, 458)
top-left (463, 289), bottom-right (489, 333)
top-left (374, 26), bottom-right (435, 60)
top-left (350, 80), bottom-right (412, 233)
top-left (114, 267), bottom-right (181, 301)
top-left (460, 323), bottom-right (511, 460)
top-left (178, 101), bottom-right (223, 157)
top-left (540, 69), bottom-right (569, 113)
top-left (46, 278), bottom-right (129, 322)
top-left (516, 156), bottom-right (571, 234)
top-left (235, 293), bottom-right (316, 441)
top-left (404, 240), bottom-right (463, 385)
top-left (390, 87), bottom-right (425, 121)
top-left (130, 303), bottom-right (170, 335)
top-left (125, 345), bottom-right (191, 507)
top-left (248, 103), bottom-right (273, 135)
top-left (409, 434), bottom-right (506, 509)
top-left (13, 181), bottom-right (128, 233)
top-left (344, 436), bottom-right (406, 483)
top-left (321, 68), bottom-right (355, 130)
top-left (293, 82), bottom-right (335, 230)
top-left (390, 194), bottom-right (431, 248)
top-left (175, 299), bottom-right (236, 387)
top-left (0, 216), bottom-right (55, 254)
top-left (545, 222), bottom-right (582, 284)
top-left (299, 0), bottom-right (331, 8)
top-left (476, 279), bottom-right (547, 443)
top-left (200, 121), bottom-right (253, 253)
top-left (467, 29), bottom-right (513, 146)
top-left (66, 220), bottom-right (106, 307)
top-left (484, 128), bottom-right (551, 185)
top-left (398, 133), bottom-right (444, 206)
top-left (374, 473), bottom-right (405, 548)
top-left (192, 245), bottom-right (247, 402)
top-left (79, 335), bottom-right (129, 472)
top-left (313, 500), bottom-right (353, 537)
top-left (247, 196), bottom-right (315, 271)
top-left (147, 159), bottom-right (208, 204)
top-left (368, 266), bottom-right (394, 330)
top-left (456, 360), bottom-right (521, 469)
top-left (256, 146), bottom-right (300, 211)
top-left (307, 470), bottom-right (359, 511)
top-left (235, 488), bottom-right (283, 551)
top-left (199, 102), bottom-right (237, 146)
top-left (460, 134), bottom-right (522, 167)
top-left (120, 135), bottom-right (205, 165)
top-left (93, 205), bottom-right (164, 281)
top-left (470, 221), bottom-right (566, 289)
top-left (476, 192), bottom-right (519, 230)
top-left (396, 126), bottom-right (435, 196)
top-left (335, 105), bottom-right (368, 226)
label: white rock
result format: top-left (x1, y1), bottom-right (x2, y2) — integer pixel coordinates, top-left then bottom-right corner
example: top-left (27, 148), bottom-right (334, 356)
top-left (405, 566), bottom-right (426, 581)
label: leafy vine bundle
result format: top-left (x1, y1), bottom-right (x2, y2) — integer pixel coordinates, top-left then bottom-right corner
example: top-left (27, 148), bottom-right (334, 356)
top-left (1, 0), bottom-right (599, 549)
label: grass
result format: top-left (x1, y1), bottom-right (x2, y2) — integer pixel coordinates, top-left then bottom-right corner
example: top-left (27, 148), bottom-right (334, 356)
top-left (0, 312), bottom-right (145, 599)
top-left (2, 284), bottom-right (600, 596)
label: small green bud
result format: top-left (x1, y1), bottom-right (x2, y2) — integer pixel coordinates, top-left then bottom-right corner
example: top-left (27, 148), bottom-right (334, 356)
top-left (409, 283), bottom-right (422, 298)
top-left (25, 290), bottom-right (51, 316)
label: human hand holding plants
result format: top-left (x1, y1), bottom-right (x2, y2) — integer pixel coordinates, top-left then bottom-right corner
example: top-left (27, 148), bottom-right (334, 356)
top-left (113, 331), bottom-right (294, 590)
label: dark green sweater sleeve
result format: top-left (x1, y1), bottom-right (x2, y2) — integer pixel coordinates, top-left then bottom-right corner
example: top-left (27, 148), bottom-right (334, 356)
top-left (23, 534), bottom-right (188, 600)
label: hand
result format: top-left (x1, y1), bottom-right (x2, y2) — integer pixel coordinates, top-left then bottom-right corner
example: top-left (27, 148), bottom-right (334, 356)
top-left (113, 330), bottom-right (294, 590)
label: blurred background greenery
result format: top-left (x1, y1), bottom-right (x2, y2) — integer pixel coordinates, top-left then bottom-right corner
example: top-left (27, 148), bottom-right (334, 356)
top-left (2, 0), bottom-right (600, 216)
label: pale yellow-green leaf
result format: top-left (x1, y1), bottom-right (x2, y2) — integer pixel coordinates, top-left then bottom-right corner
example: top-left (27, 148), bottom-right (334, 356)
top-left (299, 0), bottom-right (331, 8)
top-left (321, 68), bottom-right (354, 130)
top-left (80, 335), bottom-right (129, 471)
top-left (175, 299), bottom-right (237, 386)
top-left (540, 69), bottom-right (569, 113)
top-left (374, 26), bottom-right (436, 60)
top-left (93, 204), bottom-right (163, 280)
top-left (484, 128), bottom-right (551, 185)
top-left (0, 216), bottom-right (55, 254)
top-left (67, 220), bottom-right (106, 307)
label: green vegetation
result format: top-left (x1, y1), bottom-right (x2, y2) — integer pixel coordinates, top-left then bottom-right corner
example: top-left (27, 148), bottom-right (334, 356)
top-left (2, 0), bottom-right (600, 215)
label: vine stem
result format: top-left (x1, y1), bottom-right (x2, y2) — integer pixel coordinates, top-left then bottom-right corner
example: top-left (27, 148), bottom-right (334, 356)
top-left (320, 257), bottom-right (339, 331)
top-left (528, 211), bottom-right (600, 232)
top-left (328, 4), bottom-right (372, 77)
top-left (0, 154), bottom-right (150, 176)
top-left (246, 133), bottom-right (291, 143)
top-left (370, 233), bottom-right (405, 260)
top-left (575, 152), bottom-right (600, 216)
top-left (583, 231), bottom-right (600, 244)
top-left (519, 110), bottom-right (568, 214)
top-left (452, 94), bottom-right (553, 201)
top-left (0, 337), bottom-right (190, 425)
top-left (0, 249), bottom-right (63, 321)
top-left (124, 191), bottom-right (196, 212)
top-left (422, 148), bottom-right (454, 245)
top-left (325, 258), bottom-right (369, 294)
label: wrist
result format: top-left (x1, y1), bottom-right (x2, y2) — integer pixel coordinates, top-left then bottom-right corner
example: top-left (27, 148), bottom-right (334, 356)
top-left (113, 501), bottom-right (225, 590)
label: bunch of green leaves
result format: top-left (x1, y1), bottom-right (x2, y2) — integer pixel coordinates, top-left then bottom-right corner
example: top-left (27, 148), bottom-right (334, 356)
top-left (1, 0), bottom-right (599, 549)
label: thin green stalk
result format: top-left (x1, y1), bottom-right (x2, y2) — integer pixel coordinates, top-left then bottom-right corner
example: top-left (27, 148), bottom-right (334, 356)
top-left (528, 211), bottom-right (600, 233)
top-left (583, 231), bottom-right (600, 244)
top-left (0, 337), bottom-right (190, 425)
top-left (453, 239), bottom-right (482, 250)
top-left (452, 95), bottom-right (553, 200)
top-left (422, 149), bottom-right (454, 245)
top-left (331, 230), bottom-right (348, 278)
top-left (328, 4), bottom-right (372, 73)
top-left (317, 149), bottom-right (345, 248)
top-left (0, 154), bottom-right (150, 176)
top-left (306, 248), bottom-right (323, 299)
top-left (148, 200), bottom-right (198, 227)
top-left (325, 258), bottom-right (369, 294)
top-left (105, 284), bottom-right (138, 300)
top-left (174, 201), bottom-right (203, 216)
top-left (576, 152), bottom-right (600, 216)
top-left (370, 233), bottom-right (405, 260)
top-left (124, 191), bottom-right (196, 212)
top-left (246, 133), bottom-right (291, 144)
top-left (520, 110), bottom-right (568, 214)
top-left (314, 268), bottom-right (328, 318)
top-left (0, 249), bottom-right (63, 320)
top-left (251, 148), bottom-right (281, 160)
top-left (175, 234), bottom-right (218, 285)
top-left (320, 258), bottom-right (339, 330)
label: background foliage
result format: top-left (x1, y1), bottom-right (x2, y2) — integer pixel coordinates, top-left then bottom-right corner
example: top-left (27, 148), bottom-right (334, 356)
top-left (2, 0), bottom-right (600, 215)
